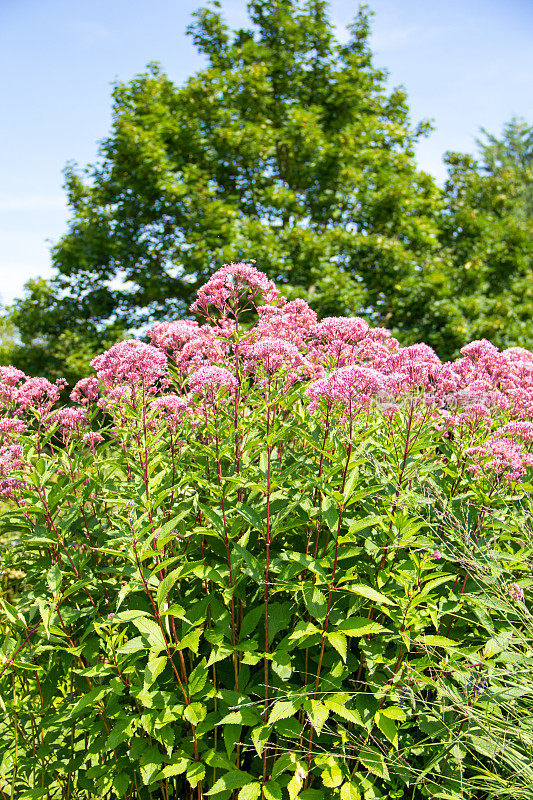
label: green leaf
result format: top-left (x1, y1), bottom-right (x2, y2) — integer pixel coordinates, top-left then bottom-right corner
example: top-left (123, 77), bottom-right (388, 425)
top-left (251, 723), bottom-right (271, 757)
top-left (306, 700), bottom-right (329, 736)
top-left (418, 635), bottom-right (461, 648)
top-left (223, 724), bottom-right (242, 757)
top-left (144, 655), bottom-right (167, 687)
top-left (327, 631), bottom-right (347, 662)
top-left (179, 628), bottom-right (202, 653)
top-left (321, 761), bottom-right (343, 788)
top-left (156, 568), bottom-right (181, 608)
top-left (359, 747), bottom-right (389, 780)
top-left (69, 686), bottom-right (108, 718)
top-left (186, 761), bottom-right (206, 788)
top-left (269, 699), bottom-right (300, 724)
top-left (218, 708), bottom-right (261, 726)
top-left (381, 705), bottom-right (406, 721)
top-left (303, 586), bottom-right (327, 622)
top-left (132, 617), bottom-right (166, 652)
top-left (375, 710), bottom-right (398, 749)
top-left (340, 782), bottom-right (361, 800)
top-left (235, 504), bottom-right (264, 531)
top-left (324, 699), bottom-right (362, 726)
top-left (272, 650), bottom-right (293, 681)
top-left (238, 783), bottom-right (262, 800)
top-left (184, 702), bottom-right (206, 726)
top-left (117, 636), bottom-right (148, 655)
top-left (199, 504), bottom-right (225, 536)
top-left (347, 515), bottom-right (382, 535)
top-left (344, 583), bottom-right (396, 606)
top-left (206, 770), bottom-right (254, 795)
top-left (46, 564), bottom-right (62, 595)
top-left (188, 658), bottom-right (208, 696)
top-left (299, 791), bottom-right (325, 800)
top-left (162, 757), bottom-right (189, 778)
top-left (336, 617), bottom-right (389, 636)
top-left (263, 782), bottom-right (283, 800)
top-left (239, 605), bottom-right (264, 640)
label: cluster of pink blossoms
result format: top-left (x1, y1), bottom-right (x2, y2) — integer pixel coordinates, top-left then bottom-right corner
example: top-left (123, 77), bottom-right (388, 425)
top-left (1, 263), bottom-right (533, 492)
top-left (190, 262), bottom-right (280, 319)
top-left (90, 340), bottom-right (167, 389)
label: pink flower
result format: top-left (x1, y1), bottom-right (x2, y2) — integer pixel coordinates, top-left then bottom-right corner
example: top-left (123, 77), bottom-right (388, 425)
top-left (82, 432), bottom-right (104, 446)
top-left (466, 437), bottom-right (533, 482)
top-left (0, 418), bottom-right (26, 435)
top-left (190, 262), bottom-right (280, 319)
top-left (244, 337), bottom-right (311, 379)
top-left (52, 408), bottom-right (88, 433)
top-left (91, 340), bottom-right (167, 388)
top-left (16, 377), bottom-right (65, 412)
top-left (148, 319), bottom-right (200, 353)
top-left (431, 549), bottom-right (442, 560)
top-left (188, 367), bottom-right (238, 394)
top-left (508, 582), bottom-right (524, 603)
top-left (254, 299), bottom-right (317, 347)
top-left (70, 377), bottom-right (99, 406)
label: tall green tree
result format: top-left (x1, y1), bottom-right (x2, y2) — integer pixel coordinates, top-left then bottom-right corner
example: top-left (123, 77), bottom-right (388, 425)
top-left (394, 150), bottom-right (533, 358)
top-left (45, 0), bottom-right (441, 334)
top-left (476, 116), bottom-right (533, 220)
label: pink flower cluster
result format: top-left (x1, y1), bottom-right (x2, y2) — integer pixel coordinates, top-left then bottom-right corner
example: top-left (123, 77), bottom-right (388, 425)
top-left (90, 340), bottom-right (167, 388)
top-left (190, 262), bottom-right (280, 318)
top-left (466, 437), bottom-right (533, 482)
top-left (508, 582), bottom-right (525, 603)
top-left (70, 377), bottom-right (99, 406)
top-left (188, 367), bottom-right (238, 395)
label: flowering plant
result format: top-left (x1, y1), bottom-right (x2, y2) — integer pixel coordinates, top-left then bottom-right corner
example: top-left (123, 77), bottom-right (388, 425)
top-left (1, 263), bottom-right (533, 800)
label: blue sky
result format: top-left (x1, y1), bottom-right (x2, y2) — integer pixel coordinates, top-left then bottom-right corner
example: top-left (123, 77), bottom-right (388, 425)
top-left (1, 0), bottom-right (532, 305)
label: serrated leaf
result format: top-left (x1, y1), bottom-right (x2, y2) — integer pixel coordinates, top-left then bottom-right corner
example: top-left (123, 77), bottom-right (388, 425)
top-left (184, 702), bottom-right (206, 726)
top-left (132, 617), bottom-right (166, 652)
top-left (224, 724), bottom-right (242, 757)
top-left (269, 698), bottom-right (299, 724)
top-left (162, 757), bottom-right (189, 778)
top-left (306, 700), bottom-right (329, 735)
top-left (251, 723), bottom-right (271, 757)
top-left (418, 635), bottom-right (461, 648)
top-left (303, 586), bottom-right (327, 622)
top-left (235, 504), bottom-right (264, 531)
top-left (218, 708), bottom-right (261, 726)
top-left (238, 782), bottom-right (262, 800)
top-left (263, 781), bottom-right (283, 800)
top-left (375, 710), bottom-right (398, 749)
top-left (340, 782), bottom-right (360, 800)
top-left (156, 568), bottom-right (181, 608)
top-left (327, 631), bottom-right (347, 662)
top-left (359, 747), bottom-right (389, 780)
top-left (144, 655), bottom-right (167, 687)
top-left (188, 658), bottom-right (208, 696)
top-left (179, 628), bottom-right (202, 653)
top-left (205, 770), bottom-right (254, 795)
top-left (46, 564), bottom-right (61, 595)
top-left (321, 761), bottom-right (343, 788)
top-left (186, 761), bottom-right (205, 788)
top-left (325, 699), bottom-right (362, 726)
top-left (381, 705), bottom-right (406, 721)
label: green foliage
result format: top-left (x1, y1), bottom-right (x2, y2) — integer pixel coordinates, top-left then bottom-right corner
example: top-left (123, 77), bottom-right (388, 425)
top-left (1, 324), bottom-right (533, 798)
top-left (397, 150), bottom-right (533, 359)
top-left (477, 116), bottom-right (533, 220)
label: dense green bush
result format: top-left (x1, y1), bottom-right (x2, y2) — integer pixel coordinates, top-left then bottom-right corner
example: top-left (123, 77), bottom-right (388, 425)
top-left (1, 264), bottom-right (533, 799)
